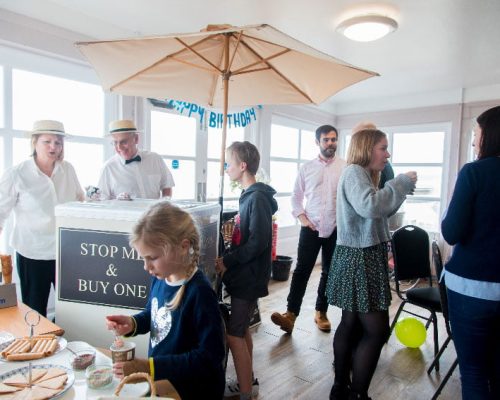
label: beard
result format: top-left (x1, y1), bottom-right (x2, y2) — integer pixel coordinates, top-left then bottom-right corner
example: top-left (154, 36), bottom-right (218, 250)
top-left (320, 146), bottom-right (336, 159)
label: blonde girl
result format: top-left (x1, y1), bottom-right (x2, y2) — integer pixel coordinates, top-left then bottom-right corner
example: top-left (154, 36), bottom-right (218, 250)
top-left (106, 202), bottom-right (226, 400)
top-left (326, 129), bottom-right (417, 400)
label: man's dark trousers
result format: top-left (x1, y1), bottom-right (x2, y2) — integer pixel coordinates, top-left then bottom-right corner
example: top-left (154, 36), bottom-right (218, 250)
top-left (286, 226), bottom-right (337, 315)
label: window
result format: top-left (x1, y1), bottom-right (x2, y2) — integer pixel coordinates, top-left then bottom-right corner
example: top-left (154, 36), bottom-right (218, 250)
top-left (269, 120), bottom-right (318, 227)
top-left (12, 69), bottom-right (104, 137)
top-left (65, 142), bottom-right (104, 188)
top-left (341, 127), bottom-right (446, 233)
top-left (0, 46), bottom-right (111, 255)
top-left (0, 66), bottom-right (3, 128)
top-left (391, 130), bottom-right (445, 232)
top-left (206, 126), bottom-right (244, 200)
top-left (11, 69), bottom-right (106, 189)
top-left (0, 137), bottom-right (3, 179)
top-left (12, 138), bottom-right (30, 166)
top-left (468, 123), bottom-right (477, 162)
top-left (300, 130), bottom-right (318, 160)
top-left (150, 110), bottom-right (197, 200)
top-left (0, 135), bottom-right (5, 252)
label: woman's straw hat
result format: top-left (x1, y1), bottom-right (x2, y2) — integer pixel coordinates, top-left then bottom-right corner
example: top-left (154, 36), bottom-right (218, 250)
top-left (27, 120), bottom-right (69, 137)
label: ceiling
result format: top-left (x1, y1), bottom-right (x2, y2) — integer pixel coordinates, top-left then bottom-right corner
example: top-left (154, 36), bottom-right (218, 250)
top-left (1, 0), bottom-right (499, 113)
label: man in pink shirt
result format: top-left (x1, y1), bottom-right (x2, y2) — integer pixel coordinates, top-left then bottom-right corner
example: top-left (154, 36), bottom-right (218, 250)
top-left (271, 125), bottom-right (346, 333)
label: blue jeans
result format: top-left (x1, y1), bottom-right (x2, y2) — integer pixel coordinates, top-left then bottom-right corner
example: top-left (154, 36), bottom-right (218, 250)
top-left (447, 288), bottom-right (500, 400)
top-left (286, 227), bottom-right (336, 315)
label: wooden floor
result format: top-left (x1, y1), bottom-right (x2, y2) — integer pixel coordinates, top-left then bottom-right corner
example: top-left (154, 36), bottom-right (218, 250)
top-left (224, 265), bottom-right (462, 400)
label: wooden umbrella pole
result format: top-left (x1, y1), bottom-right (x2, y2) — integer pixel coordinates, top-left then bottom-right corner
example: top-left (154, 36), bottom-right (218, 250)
top-left (219, 34), bottom-right (230, 208)
top-left (218, 33), bottom-right (230, 255)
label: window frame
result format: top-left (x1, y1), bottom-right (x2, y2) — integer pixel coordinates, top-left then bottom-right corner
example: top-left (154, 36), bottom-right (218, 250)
top-left (269, 115), bottom-right (319, 228)
top-left (0, 45), bottom-right (116, 252)
top-left (145, 103), bottom-right (251, 203)
top-left (340, 122), bottom-right (451, 235)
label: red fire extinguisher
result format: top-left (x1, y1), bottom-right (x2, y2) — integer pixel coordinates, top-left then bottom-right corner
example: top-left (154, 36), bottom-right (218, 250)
top-left (271, 219), bottom-right (278, 261)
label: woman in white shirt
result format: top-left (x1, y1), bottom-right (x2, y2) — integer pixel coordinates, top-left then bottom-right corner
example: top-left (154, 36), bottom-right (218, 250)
top-left (0, 120), bottom-right (84, 317)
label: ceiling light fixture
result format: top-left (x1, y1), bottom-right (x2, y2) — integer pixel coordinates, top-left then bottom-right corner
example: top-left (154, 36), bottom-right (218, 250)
top-left (337, 15), bottom-right (398, 42)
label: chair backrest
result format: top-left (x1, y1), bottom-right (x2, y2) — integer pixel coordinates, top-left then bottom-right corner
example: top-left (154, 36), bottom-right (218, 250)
top-left (392, 225), bottom-right (432, 282)
top-left (432, 241), bottom-right (451, 334)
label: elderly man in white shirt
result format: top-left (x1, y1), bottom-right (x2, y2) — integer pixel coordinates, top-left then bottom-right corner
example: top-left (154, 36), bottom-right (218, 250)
top-left (97, 120), bottom-right (175, 200)
top-left (271, 124), bottom-right (346, 333)
top-left (0, 120), bottom-right (84, 317)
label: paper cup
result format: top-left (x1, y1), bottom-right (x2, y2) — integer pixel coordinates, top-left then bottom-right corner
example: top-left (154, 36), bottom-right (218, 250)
top-left (110, 341), bottom-right (135, 363)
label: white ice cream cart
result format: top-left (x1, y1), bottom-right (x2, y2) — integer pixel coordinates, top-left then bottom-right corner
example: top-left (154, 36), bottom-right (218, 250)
top-left (54, 200), bottom-right (220, 357)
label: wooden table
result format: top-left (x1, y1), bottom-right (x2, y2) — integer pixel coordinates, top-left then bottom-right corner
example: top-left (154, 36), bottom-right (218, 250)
top-left (0, 302), bottom-right (64, 337)
top-left (0, 304), bottom-right (181, 398)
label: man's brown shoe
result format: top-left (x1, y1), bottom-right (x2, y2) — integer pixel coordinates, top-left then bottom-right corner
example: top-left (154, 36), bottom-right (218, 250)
top-left (314, 311), bottom-right (331, 332)
top-left (271, 311), bottom-right (296, 334)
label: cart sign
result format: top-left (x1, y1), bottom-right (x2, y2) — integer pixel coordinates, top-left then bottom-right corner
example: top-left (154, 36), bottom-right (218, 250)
top-left (58, 228), bottom-right (150, 309)
top-left (58, 222), bottom-right (219, 310)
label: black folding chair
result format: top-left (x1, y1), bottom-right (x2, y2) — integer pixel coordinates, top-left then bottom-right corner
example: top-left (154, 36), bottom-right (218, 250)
top-left (428, 241), bottom-right (459, 399)
top-left (389, 225), bottom-right (442, 368)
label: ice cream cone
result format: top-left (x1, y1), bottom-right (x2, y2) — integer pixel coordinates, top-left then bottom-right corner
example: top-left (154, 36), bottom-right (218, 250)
top-left (0, 254), bottom-right (13, 284)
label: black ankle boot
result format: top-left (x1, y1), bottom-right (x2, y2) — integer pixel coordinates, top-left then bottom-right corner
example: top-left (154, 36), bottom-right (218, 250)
top-left (329, 383), bottom-right (350, 400)
top-left (348, 390), bottom-right (372, 400)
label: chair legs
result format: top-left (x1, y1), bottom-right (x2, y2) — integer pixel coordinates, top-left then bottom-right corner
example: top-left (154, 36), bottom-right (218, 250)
top-left (387, 300), bottom-right (439, 360)
top-left (428, 335), bottom-right (452, 374)
top-left (431, 311), bottom-right (439, 371)
top-left (430, 358), bottom-right (459, 400)
top-left (389, 302), bottom-right (440, 369)
top-left (389, 301), bottom-right (406, 336)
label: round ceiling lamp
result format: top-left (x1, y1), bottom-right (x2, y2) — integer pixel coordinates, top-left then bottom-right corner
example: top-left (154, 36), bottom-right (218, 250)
top-left (337, 15), bottom-right (398, 42)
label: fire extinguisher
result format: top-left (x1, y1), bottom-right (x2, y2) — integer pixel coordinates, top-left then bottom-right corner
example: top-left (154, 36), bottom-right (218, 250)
top-left (271, 218), bottom-right (278, 261)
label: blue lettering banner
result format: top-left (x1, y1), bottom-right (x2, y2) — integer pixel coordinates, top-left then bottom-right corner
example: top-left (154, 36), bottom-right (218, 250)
top-left (152, 98), bottom-right (260, 129)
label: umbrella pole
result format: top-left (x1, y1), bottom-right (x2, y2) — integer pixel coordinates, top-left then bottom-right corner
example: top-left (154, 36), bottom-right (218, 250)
top-left (218, 78), bottom-right (228, 214)
top-left (218, 34), bottom-right (230, 256)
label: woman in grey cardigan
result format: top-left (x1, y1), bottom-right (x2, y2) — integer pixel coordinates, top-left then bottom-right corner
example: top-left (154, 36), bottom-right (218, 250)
top-left (326, 129), bottom-right (417, 400)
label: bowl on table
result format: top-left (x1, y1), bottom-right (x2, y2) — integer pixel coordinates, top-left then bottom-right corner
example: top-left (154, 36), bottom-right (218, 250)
top-left (85, 364), bottom-right (114, 389)
top-left (69, 348), bottom-right (96, 370)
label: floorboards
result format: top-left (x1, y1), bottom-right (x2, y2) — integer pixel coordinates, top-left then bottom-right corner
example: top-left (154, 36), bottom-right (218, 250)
top-left (224, 265), bottom-right (461, 399)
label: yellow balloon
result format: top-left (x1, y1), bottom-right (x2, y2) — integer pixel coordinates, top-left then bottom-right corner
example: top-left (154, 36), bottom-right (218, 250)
top-left (395, 317), bottom-right (427, 348)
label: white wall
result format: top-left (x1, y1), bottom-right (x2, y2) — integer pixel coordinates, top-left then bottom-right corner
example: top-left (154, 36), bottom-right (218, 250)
top-left (2, 8), bottom-right (499, 267)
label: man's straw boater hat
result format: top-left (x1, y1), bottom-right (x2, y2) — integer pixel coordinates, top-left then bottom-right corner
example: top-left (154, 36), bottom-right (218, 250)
top-left (108, 119), bottom-right (141, 136)
top-left (27, 120), bottom-right (69, 137)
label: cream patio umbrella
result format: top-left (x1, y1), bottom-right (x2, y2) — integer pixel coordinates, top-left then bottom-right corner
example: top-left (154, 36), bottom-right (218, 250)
top-left (76, 23), bottom-right (378, 210)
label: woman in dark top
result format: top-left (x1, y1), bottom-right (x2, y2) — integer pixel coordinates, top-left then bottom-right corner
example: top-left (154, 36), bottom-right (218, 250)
top-left (441, 105), bottom-right (500, 400)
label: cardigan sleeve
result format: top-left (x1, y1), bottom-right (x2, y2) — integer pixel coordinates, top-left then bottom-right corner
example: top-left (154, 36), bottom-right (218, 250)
top-left (343, 166), bottom-right (414, 219)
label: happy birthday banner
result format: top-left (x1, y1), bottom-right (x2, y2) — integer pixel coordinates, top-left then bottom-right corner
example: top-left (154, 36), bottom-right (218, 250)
top-left (149, 98), bottom-right (260, 129)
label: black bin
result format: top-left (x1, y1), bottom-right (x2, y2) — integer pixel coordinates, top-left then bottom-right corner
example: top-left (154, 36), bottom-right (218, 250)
top-left (272, 255), bottom-right (293, 281)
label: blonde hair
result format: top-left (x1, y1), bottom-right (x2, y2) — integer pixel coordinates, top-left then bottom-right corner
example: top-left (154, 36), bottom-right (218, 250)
top-left (347, 129), bottom-right (387, 187)
top-left (130, 202), bottom-right (200, 310)
top-left (31, 134), bottom-right (65, 161)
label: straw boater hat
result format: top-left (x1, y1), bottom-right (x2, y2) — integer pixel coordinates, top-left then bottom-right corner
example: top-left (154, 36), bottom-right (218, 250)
top-left (27, 120), bottom-right (69, 137)
top-left (108, 119), bottom-right (141, 136)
